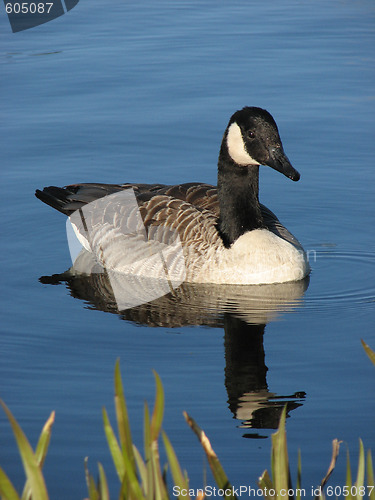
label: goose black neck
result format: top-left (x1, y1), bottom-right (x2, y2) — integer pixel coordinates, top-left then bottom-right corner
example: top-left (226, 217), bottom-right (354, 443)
top-left (217, 156), bottom-right (265, 248)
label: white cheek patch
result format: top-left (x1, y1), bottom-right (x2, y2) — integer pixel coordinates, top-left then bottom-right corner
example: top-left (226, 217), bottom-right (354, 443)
top-left (226, 122), bottom-right (260, 166)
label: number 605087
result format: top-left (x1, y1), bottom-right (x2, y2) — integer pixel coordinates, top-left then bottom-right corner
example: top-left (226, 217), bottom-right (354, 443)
top-left (5, 3), bottom-right (54, 14)
top-left (326, 485), bottom-right (374, 497)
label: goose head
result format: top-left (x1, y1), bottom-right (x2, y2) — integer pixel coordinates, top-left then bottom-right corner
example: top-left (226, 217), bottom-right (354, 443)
top-left (222, 106), bottom-right (300, 181)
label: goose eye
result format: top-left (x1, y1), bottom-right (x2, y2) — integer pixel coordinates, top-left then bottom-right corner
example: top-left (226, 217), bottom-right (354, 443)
top-left (247, 130), bottom-right (255, 139)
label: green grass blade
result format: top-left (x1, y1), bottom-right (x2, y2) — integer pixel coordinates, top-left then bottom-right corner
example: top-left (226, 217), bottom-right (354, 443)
top-left (162, 430), bottom-right (191, 500)
top-left (98, 463), bottom-right (110, 500)
top-left (361, 339), bottom-right (375, 366)
top-left (87, 477), bottom-right (99, 500)
top-left (346, 449), bottom-right (353, 486)
top-left (150, 371), bottom-right (164, 442)
top-left (143, 401), bottom-right (154, 500)
top-left (114, 360), bottom-right (135, 469)
top-left (162, 462), bottom-right (169, 496)
top-left (102, 407), bottom-right (125, 481)
top-left (148, 371), bottom-right (167, 500)
top-left (119, 475), bottom-right (127, 500)
top-left (367, 450), bottom-right (375, 500)
top-left (0, 401), bottom-right (49, 500)
top-left (144, 401), bottom-right (151, 460)
top-left (346, 449), bottom-right (353, 500)
top-left (270, 406), bottom-right (290, 494)
top-left (32, 411), bottom-right (55, 468)
top-left (132, 445), bottom-right (147, 490)
top-left (120, 448), bottom-right (147, 500)
top-left (0, 466), bottom-right (21, 500)
top-left (84, 457), bottom-right (99, 500)
top-left (257, 470), bottom-right (275, 500)
top-left (354, 439), bottom-right (365, 499)
top-left (296, 449), bottom-right (302, 500)
top-left (184, 412), bottom-right (237, 500)
top-left (21, 411), bottom-right (55, 500)
top-left (150, 439), bottom-right (168, 500)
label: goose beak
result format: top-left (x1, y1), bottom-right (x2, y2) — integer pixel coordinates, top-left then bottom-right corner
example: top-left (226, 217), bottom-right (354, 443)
top-left (266, 147), bottom-right (300, 181)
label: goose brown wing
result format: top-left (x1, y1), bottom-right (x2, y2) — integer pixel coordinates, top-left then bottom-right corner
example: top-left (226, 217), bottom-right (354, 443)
top-left (36, 183), bottom-right (222, 273)
top-left (123, 182), bottom-right (219, 216)
top-left (36, 182), bottom-right (219, 217)
top-left (136, 193), bottom-right (221, 255)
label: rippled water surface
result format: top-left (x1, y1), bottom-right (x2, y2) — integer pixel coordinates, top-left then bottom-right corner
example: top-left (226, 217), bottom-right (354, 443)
top-left (1, 2), bottom-right (374, 499)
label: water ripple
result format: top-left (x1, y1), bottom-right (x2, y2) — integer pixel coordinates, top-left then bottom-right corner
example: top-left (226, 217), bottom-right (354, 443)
top-left (304, 249), bottom-right (375, 312)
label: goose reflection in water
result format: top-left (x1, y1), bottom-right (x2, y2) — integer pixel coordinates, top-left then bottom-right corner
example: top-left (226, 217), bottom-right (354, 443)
top-left (41, 251), bottom-right (309, 437)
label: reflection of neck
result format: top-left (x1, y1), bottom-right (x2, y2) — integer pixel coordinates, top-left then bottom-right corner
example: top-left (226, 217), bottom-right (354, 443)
top-left (223, 314), bottom-right (267, 411)
top-left (217, 152), bottom-right (265, 248)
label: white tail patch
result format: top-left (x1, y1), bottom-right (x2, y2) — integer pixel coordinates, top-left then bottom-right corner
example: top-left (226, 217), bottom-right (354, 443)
top-left (226, 122), bottom-right (260, 166)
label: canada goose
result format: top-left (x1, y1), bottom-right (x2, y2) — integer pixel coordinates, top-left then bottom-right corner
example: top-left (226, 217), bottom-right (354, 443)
top-left (35, 107), bottom-right (310, 285)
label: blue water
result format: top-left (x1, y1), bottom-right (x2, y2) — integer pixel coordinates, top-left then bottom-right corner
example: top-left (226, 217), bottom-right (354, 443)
top-left (1, 1), bottom-right (374, 499)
